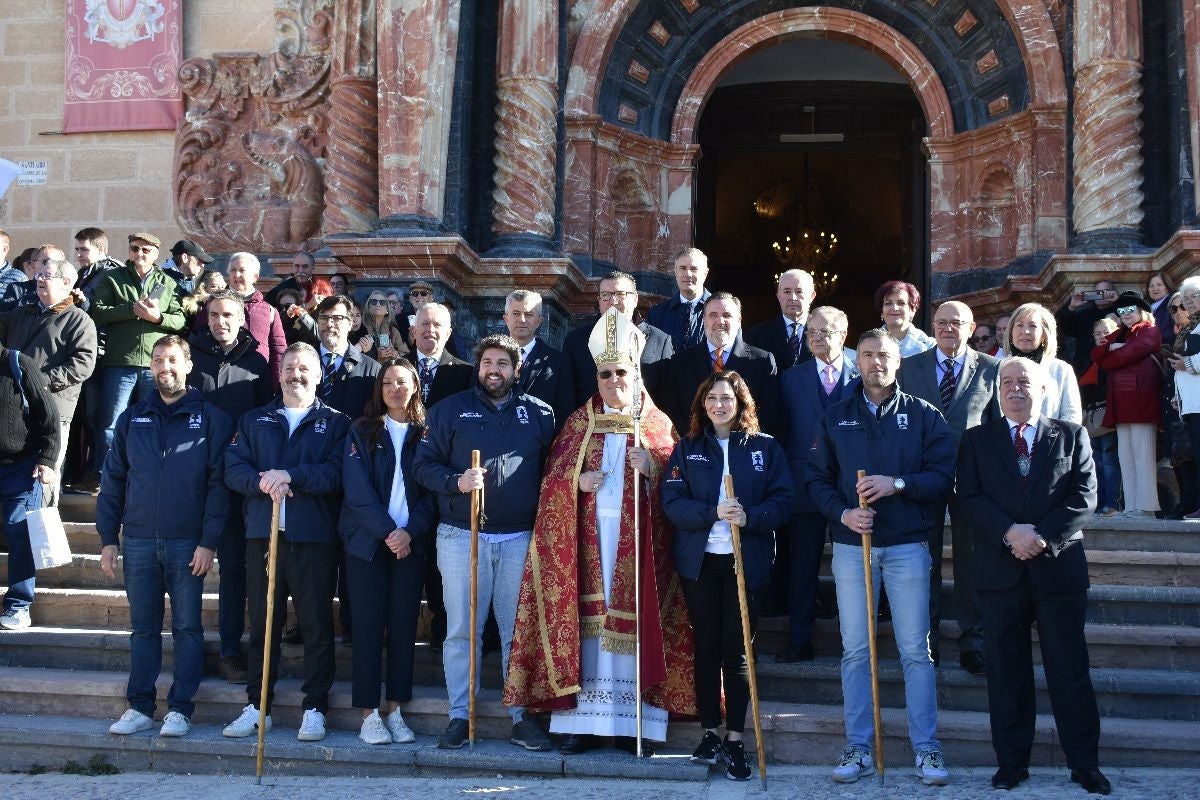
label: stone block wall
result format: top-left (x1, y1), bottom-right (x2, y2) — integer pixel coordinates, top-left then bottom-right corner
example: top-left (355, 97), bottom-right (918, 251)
top-left (0, 1), bottom-right (273, 253)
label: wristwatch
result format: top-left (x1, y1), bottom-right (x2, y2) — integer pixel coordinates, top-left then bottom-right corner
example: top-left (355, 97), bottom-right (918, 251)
top-left (892, 477), bottom-right (906, 494)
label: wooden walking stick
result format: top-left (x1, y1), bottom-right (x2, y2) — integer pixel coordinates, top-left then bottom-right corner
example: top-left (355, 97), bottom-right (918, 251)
top-left (724, 475), bottom-right (768, 789)
top-left (255, 499), bottom-right (281, 785)
top-left (857, 469), bottom-right (885, 785)
top-left (468, 449), bottom-right (481, 750)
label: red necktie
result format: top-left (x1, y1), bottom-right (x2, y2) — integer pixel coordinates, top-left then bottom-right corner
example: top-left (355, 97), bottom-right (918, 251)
top-left (713, 348), bottom-right (725, 372)
top-left (1014, 423), bottom-right (1030, 480)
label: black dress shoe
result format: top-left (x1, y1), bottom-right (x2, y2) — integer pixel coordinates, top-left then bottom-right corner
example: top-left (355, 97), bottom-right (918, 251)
top-left (614, 736), bottom-right (655, 757)
top-left (1071, 767), bottom-right (1112, 795)
top-left (559, 733), bottom-right (600, 754)
top-left (775, 643), bottom-right (815, 663)
top-left (991, 765), bottom-right (1029, 790)
top-left (281, 622), bottom-right (302, 645)
top-left (960, 650), bottom-right (988, 675)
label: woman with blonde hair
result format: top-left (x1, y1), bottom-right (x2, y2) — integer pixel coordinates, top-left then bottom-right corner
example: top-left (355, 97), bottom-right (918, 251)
top-left (362, 289), bottom-right (408, 361)
top-left (1002, 302), bottom-right (1082, 423)
top-left (1092, 292), bottom-right (1163, 517)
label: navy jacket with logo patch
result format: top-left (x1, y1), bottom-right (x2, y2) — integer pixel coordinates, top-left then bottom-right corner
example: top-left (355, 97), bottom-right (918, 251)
top-left (661, 429), bottom-right (793, 590)
top-left (97, 388), bottom-right (232, 551)
top-left (805, 389), bottom-right (955, 548)
top-left (413, 385), bottom-right (555, 534)
top-left (224, 397), bottom-right (350, 543)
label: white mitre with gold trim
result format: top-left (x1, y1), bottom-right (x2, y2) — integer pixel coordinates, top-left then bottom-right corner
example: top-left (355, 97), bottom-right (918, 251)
top-left (588, 307), bottom-right (645, 367)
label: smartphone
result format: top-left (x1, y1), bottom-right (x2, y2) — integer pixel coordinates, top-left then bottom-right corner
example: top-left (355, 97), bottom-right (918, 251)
top-left (1081, 290), bottom-right (1106, 302)
top-left (378, 333), bottom-right (391, 348)
top-left (147, 283), bottom-right (167, 301)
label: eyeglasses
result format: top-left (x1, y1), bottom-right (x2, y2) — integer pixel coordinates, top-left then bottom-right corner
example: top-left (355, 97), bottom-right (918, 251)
top-left (409, 289), bottom-right (432, 297)
top-left (317, 314), bottom-right (351, 325)
top-left (807, 328), bottom-right (846, 339)
top-left (367, 298), bottom-right (388, 306)
top-left (597, 368), bottom-right (630, 379)
top-left (129, 245), bottom-right (156, 254)
top-left (1116, 305), bottom-right (1138, 315)
top-left (933, 319), bottom-right (969, 329)
top-left (598, 291), bottom-right (635, 302)
top-left (33, 272), bottom-right (62, 282)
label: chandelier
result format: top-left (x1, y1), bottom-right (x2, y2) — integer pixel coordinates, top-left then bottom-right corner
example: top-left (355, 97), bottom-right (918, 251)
top-left (765, 151), bottom-right (839, 273)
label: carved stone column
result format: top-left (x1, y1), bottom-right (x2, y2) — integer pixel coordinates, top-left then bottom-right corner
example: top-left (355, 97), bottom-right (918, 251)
top-left (489, 0), bottom-right (559, 255)
top-left (375, 0), bottom-right (462, 233)
top-left (1071, 0), bottom-right (1145, 250)
top-left (323, 0), bottom-right (379, 235)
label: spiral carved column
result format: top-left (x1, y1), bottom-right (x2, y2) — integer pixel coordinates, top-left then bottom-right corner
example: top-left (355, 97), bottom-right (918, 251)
top-left (489, 0), bottom-right (559, 253)
top-left (1071, 0), bottom-right (1145, 245)
top-left (492, 75), bottom-right (558, 239)
top-left (323, 0), bottom-right (378, 234)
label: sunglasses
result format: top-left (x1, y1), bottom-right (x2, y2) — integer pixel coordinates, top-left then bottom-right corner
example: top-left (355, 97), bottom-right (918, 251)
top-left (966, 336), bottom-right (992, 344)
top-left (409, 289), bottom-right (432, 297)
top-left (367, 298), bottom-right (388, 306)
top-left (1116, 305), bottom-right (1138, 315)
top-left (1171, 304), bottom-right (1186, 312)
top-left (597, 368), bottom-right (630, 380)
top-left (129, 245), bottom-right (156, 254)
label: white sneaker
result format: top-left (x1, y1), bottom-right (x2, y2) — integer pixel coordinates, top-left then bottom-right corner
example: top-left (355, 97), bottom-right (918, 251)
top-left (0, 607), bottom-right (31, 630)
top-left (109, 708), bottom-right (154, 735)
top-left (386, 708), bottom-right (416, 743)
top-left (298, 708), bottom-right (327, 741)
top-left (915, 749), bottom-right (950, 786)
top-left (831, 744), bottom-right (874, 783)
top-left (223, 704), bottom-right (271, 738)
top-left (359, 710), bottom-right (392, 745)
top-left (159, 711), bottom-right (191, 737)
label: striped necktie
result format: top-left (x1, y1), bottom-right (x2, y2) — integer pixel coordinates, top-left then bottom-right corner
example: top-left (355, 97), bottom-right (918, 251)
top-left (713, 348), bottom-right (725, 372)
top-left (938, 358), bottom-right (956, 409)
top-left (319, 352), bottom-right (337, 399)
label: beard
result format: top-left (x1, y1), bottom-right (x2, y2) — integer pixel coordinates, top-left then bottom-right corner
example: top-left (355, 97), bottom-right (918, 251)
top-left (157, 374), bottom-right (186, 397)
top-left (481, 372), bottom-right (516, 400)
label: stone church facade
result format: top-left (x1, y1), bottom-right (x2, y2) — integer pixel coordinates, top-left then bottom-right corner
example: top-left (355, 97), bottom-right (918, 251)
top-left (7, 2), bottom-right (1200, 339)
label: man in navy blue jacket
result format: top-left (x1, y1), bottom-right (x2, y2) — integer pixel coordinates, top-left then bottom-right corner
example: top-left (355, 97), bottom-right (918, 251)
top-left (646, 247), bottom-right (711, 351)
top-left (98, 334), bottom-right (232, 739)
top-left (806, 328), bottom-right (956, 787)
top-left (221, 342), bottom-right (351, 744)
top-left (414, 333), bottom-right (555, 753)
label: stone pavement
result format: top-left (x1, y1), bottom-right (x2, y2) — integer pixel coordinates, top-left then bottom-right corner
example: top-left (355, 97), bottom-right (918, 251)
top-left (6, 768), bottom-right (1195, 799)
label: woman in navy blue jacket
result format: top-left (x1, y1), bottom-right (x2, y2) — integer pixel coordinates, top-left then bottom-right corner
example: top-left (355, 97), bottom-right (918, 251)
top-left (661, 370), bottom-right (792, 781)
top-left (340, 358), bottom-right (437, 746)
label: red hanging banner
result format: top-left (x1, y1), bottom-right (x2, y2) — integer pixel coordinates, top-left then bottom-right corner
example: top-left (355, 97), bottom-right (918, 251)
top-left (63, 0), bottom-right (184, 133)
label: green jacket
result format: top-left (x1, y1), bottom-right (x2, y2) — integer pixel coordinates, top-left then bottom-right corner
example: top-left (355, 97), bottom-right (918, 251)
top-left (89, 262), bottom-right (186, 367)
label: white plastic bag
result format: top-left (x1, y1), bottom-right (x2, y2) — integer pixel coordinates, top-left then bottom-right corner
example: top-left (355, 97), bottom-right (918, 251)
top-left (28, 504), bottom-right (71, 569)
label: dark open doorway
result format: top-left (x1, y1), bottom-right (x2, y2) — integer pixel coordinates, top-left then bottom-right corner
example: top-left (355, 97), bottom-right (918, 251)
top-left (693, 41), bottom-right (929, 337)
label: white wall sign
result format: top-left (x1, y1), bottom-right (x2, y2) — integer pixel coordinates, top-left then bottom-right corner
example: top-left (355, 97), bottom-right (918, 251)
top-left (17, 160), bottom-right (48, 186)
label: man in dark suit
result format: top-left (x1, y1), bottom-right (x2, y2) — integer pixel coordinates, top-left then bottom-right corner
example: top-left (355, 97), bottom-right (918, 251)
top-left (745, 269), bottom-right (815, 371)
top-left (563, 271), bottom-right (673, 408)
top-left (504, 289), bottom-right (573, 428)
top-left (661, 292), bottom-right (781, 436)
top-left (777, 305), bottom-right (858, 661)
top-left (956, 356), bottom-right (1108, 795)
top-left (314, 295), bottom-right (381, 420)
top-left (412, 303), bottom-right (473, 408)
top-left (410, 301), bottom-right (473, 647)
top-left (898, 300), bottom-right (1000, 675)
top-left (645, 247), bottom-right (710, 351)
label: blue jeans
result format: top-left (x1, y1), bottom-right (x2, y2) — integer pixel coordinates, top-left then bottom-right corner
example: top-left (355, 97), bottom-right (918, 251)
top-left (1092, 432), bottom-right (1120, 511)
top-left (98, 366), bottom-right (154, 473)
top-left (437, 523), bottom-right (529, 722)
top-left (122, 536), bottom-right (205, 719)
top-left (2, 458), bottom-right (42, 613)
top-left (831, 541), bottom-right (940, 754)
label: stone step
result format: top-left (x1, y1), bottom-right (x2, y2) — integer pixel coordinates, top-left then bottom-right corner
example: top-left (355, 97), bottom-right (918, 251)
top-left (0, 668), bottom-right (1195, 768)
top-left (11, 585), bottom-right (1196, 674)
top-left (4, 626), bottom-right (1193, 722)
top-left (1, 553), bottom-right (222, 592)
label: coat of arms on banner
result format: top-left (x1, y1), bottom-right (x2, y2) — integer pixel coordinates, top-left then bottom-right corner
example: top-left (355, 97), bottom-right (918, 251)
top-left (84, 1), bottom-right (167, 49)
